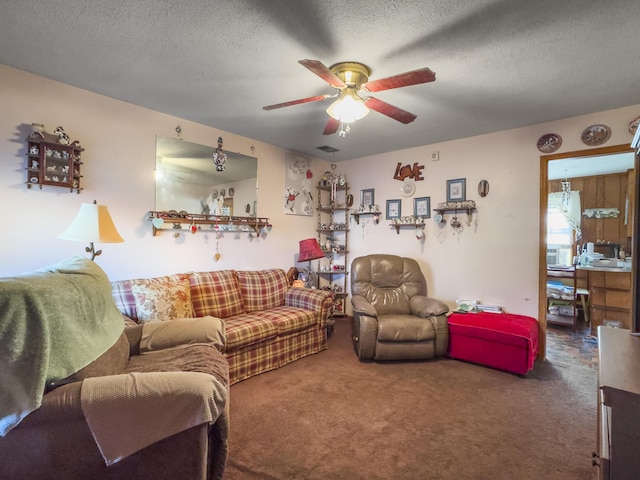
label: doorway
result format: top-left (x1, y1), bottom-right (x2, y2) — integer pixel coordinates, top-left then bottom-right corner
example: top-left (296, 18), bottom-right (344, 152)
top-left (538, 144), bottom-right (635, 360)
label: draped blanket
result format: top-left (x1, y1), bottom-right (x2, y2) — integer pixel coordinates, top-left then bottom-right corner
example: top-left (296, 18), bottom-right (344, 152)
top-left (0, 257), bottom-right (124, 436)
top-left (81, 370), bottom-right (228, 466)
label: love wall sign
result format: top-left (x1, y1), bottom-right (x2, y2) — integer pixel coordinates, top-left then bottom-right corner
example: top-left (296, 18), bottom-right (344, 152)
top-left (393, 162), bottom-right (424, 181)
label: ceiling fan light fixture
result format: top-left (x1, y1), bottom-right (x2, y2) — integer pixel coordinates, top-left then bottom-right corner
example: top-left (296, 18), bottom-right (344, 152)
top-left (325, 90), bottom-right (369, 124)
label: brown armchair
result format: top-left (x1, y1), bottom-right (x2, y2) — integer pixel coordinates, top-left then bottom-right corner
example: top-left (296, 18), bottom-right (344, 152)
top-left (0, 257), bottom-right (229, 480)
top-left (0, 320), bottom-right (230, 480)
top-left (350, 254), bottom-right (449, 361)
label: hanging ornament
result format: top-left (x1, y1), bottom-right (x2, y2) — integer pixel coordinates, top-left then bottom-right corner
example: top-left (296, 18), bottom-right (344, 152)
top-left (213, 136), bottom-right (227, 171)
top-left (214, 232), bottom-right (222, 261)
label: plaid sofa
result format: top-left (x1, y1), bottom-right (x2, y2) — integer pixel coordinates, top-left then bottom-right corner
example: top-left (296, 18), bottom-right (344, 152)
top-left (111, 269), bottom-right (334, 384)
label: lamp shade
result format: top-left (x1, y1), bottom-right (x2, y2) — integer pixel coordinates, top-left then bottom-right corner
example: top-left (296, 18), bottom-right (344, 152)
top-left (326, 90), bottom-right (370, 123)
top-left (59, 203), bottom-right (124, 243)
top-left (298, 238), bottom-right (325, 262)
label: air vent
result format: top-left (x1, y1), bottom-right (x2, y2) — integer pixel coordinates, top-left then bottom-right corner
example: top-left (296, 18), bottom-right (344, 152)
top-left (317, 145), bottom-right (339, 153)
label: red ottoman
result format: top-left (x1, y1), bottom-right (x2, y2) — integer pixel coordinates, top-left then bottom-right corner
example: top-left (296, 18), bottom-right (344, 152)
top-left (447, 312), bottom-right (539, 376)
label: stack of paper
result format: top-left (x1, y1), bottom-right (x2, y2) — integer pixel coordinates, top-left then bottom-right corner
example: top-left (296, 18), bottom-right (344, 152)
top-left (476, 304), bottom-right (503, 313)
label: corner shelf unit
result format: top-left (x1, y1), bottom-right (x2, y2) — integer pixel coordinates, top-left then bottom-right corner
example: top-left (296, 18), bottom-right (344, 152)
top-left (316, 182), bottom-right (350, 318)
top-left (148, 211), bottom-right (270, 236)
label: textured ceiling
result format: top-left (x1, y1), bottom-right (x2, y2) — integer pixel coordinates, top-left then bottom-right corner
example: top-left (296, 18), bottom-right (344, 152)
top-left (1, 0), bottom-right (639, 161)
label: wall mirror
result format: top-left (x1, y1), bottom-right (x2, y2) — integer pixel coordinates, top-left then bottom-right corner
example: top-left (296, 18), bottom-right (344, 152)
top-left (155, 136), bottom-right (258, 216)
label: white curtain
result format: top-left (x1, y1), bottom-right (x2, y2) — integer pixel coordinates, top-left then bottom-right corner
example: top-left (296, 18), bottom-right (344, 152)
top-left (548, 191), bottom-right (582, 239)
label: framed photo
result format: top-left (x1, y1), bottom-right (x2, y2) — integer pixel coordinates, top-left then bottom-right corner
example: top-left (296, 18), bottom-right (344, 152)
top-left (386, 199), bottom-right (401, 219)
top-left (446, 178), bottom-right (466, 202)
top-left (414, 196), bottom-right (431, 218)
top-left (361, 188), bottom-right (374, 207)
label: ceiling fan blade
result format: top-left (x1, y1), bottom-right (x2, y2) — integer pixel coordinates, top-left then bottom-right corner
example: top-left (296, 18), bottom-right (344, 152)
top-left (365, 97), bottom-right (417, 124)
top-left (263, 94), bottom-right (330, 110)
top-left (362, 67), bottom-right (436, 93)
top-left (299, 59), bottom-right (346, 88)
top-left (323, 118), bottom-right (340, 135)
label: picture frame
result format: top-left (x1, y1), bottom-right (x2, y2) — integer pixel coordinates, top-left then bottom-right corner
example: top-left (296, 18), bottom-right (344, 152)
top-left (386, 199), bottom-right (401, 219)
top-left (414, 196), bottom-right (431, 218)
top-left (361, 188), bottom-right (375, 207)
top-left (446, 178), bottom-right (466, 202)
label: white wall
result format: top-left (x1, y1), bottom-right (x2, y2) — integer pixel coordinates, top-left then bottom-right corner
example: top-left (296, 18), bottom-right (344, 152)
top-left (1, 64), bottom-right (638, 318)
top-left (0, 65), bottom-right (326, 280)
top-left (340, 105), bottom-right (639, 316)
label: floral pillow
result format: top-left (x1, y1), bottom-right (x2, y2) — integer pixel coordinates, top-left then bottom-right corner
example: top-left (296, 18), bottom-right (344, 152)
top-left (131, 279), bottom-right (194, 322)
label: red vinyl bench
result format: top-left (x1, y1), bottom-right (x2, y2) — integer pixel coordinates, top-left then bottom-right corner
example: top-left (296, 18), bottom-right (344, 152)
top-left (447, 312), bottom-right (539, 376)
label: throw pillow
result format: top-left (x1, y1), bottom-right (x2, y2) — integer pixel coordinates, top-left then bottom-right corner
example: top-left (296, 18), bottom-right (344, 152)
top-left (131, 279), bottom-right (194, 322)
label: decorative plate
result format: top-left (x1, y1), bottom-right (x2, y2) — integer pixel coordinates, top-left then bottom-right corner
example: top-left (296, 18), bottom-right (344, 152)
top-left (581, 124), bottom-right (611, 146)
top-left (401, 178), bottom-right (416, 197)
top-left (220, 188), bottom-right (226, 197)
top-left (30, 176), bottom-right (38, 183)
top-left (536, 133), bottom-right (562, 153)
top-left (228, 187), bottom-right (235, 197)
top-left (629, 116), bottom-right (640, 135)
top-left (346, 193), bottom-right (354, 207)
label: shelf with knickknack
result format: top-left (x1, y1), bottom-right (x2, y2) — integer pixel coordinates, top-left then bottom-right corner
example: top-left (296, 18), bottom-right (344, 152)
top-left (389, 218), bottom-right (426, 235)
top-left (316, 167), bottom-right (350, 318)
top-left (352, 211), bottom-right (382, 224)
top-left (148, 211), bottom-right (271, 237)
top-left (432, 200), bottom-right (477, 227)
top-left (26, 125), bottom-right (83, 193)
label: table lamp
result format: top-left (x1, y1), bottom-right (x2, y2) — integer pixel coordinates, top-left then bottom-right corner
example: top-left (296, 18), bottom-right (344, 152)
top-left (59, 200), bottom-right (124, 260)
top-left (298, 238), bottom-right (325, 288)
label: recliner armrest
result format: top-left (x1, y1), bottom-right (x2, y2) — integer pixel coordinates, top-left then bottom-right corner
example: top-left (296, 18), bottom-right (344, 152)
top-left (351, 294), bottom-right (377, 318)
top-left (410, 295), bottom-right (449, 317)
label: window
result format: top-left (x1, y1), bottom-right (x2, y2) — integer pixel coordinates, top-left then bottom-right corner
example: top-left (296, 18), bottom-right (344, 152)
top-left (547, 206), bottom-right (574, 265)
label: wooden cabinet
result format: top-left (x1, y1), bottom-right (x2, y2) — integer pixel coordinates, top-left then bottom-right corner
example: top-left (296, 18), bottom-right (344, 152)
top-left (595, 326), bottom-right (640, 479)
top-left (589, 270), bottom-right (632, 333)
top-left (316, 181), bottom-right (349, 318)
top-left (26, 129), bottom-right (83, 193)
top-left (546, 266), bottom-right (578, 330)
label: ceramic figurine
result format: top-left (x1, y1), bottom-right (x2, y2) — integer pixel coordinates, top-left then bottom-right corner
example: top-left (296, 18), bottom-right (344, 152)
top-left (54, 126), bottom-right (70, 145)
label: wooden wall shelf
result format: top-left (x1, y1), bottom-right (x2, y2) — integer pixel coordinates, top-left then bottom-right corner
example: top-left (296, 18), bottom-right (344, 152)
top-left (148, 211), bottom-right (270, 236)
top-left (389, 223), bottom-right (426, 234)
top-left (352, 212), bottom-right (381, 224)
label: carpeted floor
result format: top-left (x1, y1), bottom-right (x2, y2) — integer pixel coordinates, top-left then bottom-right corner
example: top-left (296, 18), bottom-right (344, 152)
top-left (225, 319), bottom-right (599, 480)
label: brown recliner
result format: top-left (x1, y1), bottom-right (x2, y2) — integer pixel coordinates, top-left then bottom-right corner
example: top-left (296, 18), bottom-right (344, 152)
top-left (350, 254), bottom-right (449, 361)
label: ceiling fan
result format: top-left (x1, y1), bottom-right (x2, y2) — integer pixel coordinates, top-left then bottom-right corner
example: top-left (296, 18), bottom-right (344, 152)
top-left (263, 59), bottom-right (436, 136)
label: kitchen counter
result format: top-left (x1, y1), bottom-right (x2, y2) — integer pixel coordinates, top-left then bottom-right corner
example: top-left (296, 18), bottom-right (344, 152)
top-left (577, 265), bottom-right (631, 273)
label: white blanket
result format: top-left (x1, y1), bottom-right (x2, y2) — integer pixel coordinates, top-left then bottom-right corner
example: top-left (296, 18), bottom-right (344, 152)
top-left (81, 371), bottom-right (227, 465)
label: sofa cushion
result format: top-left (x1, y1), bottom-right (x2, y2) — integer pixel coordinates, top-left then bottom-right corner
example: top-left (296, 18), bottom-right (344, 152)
top-left (224, 313), bottom-right (278, 350)
top-left (245, 307), bottom-right (317, 336)
top-left (131, 279), bottom-right (194, 322)
top-left (236, 269), bottom-right (288, 313)
top-left (188, 271), bottom-right (246, 319)
top-left (111, 274), bottom-right (188, 320)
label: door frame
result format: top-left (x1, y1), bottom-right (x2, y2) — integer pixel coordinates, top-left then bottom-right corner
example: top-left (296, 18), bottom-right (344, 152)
top-left (538, 143), bottom-right (634, 360)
